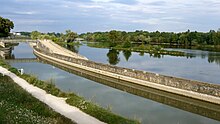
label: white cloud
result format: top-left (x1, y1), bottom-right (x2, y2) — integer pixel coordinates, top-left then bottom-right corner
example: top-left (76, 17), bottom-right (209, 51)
top-left (15, 19), bottom-right (56, 25)
top-left (91, 0), bottom-right (115, 3)
top-left (2, 0), bottom-right (220, 32)
top-left (131, 18), bottom-right (160, 25)
top-left (78, 4), bottom-right (104, 9)
top-left (14, 11), bottom-right (36, 15)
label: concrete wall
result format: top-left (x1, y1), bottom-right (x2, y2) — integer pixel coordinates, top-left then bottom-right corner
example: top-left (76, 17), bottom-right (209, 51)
top-left (35, 44), bottom-right (220, 98)
top-left (38, 58), bottom-right (220, 121)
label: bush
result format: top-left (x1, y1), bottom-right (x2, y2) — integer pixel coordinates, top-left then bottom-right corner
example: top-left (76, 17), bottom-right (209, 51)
top-left (123, 41), bottom-right (132, 48)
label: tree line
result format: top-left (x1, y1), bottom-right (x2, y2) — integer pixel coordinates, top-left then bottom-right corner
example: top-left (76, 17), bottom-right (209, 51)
top-left (30, 30), bottom-right (78, 43)
top-left (80, 29), bottom-right (220, 47)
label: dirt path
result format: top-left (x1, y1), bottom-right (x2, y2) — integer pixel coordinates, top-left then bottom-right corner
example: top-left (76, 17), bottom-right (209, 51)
top-left (39, 40), bottom-right (88, 60)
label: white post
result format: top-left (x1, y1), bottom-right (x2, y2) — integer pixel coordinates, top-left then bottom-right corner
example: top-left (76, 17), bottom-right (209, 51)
top-left (18, 68), bottom-right (24, 75)
top-left (20, 68), bottom-right (24, 75)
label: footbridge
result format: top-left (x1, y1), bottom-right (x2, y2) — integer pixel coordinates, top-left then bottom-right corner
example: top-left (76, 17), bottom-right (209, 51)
top-left (0, 39), bottom-right (37, 43)
top-left (5, 58), bottom-right (38, 63)
top-left (0, 39), bottom-right (37, 47)
top-left (33, 40), bottom-right (220, 105)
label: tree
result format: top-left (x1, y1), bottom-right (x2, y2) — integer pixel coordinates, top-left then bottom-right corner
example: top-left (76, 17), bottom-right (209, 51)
top-left (179, 34), bottom-right (188, 45)
top-left (65, 30), bottom-right (78, 43)
top-left (39, 34), bottom-right (51, 39)
top-left (137, 35), bottom-right (147, 44)
top-left (0, 16), bottom-right (14, 37)
top-left (108, 30), bottom-right (122, 46)
top-left (213, 32), bottom-right (220, 45)
top-left (123, 40), bottom-right (132, 48)
top-left (31, 31), bottom-right (41, 39)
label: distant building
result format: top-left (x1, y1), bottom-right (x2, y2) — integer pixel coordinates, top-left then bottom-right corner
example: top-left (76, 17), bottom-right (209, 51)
top-left (75, 38), bottom-right (84, 42)
top-left (12, 32), bottom-right (21, 36)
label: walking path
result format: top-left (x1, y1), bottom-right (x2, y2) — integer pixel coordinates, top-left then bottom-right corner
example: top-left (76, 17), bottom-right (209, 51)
top-left (0, 66), bottom-right (105, 124)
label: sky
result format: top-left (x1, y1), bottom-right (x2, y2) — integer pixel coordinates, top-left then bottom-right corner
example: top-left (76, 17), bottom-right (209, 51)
top-left (0, 0), bottom-right (220, 33)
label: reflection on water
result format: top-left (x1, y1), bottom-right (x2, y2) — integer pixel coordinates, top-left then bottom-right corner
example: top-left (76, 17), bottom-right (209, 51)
top-left (65, 44), bottom-right (79, 53)
top-left (64, 44), bottom-right (220, 67)
top-left (0, 43), bottom-right (19, 59)
top-left (39, 57), bottom-right (220, 122)
top-left (107, 49), bottom-right (120, 65)
top-left (167, 48), bottom-right (220, 66)
top-left (123, 50), bottom-right (132, 61)
top-left (74, 45), bottom-right (220, 84)
top-left (8, 43), bottom-right (220, 124)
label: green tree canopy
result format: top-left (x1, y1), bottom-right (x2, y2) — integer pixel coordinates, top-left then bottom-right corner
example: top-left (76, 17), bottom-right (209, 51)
top-left (31, 31), bottom-right (41, 39)
top-left (0, 16), bottom-right (14, 37)
top-left (81, 29), bottom-right (220, 46)
top-left (65, 30), bottom-right (78, 43)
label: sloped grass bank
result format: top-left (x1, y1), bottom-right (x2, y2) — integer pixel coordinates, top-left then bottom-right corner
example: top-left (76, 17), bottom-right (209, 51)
top-left (0, 74), bottom-right (74, 124)
top-left (0, 60), bottom-right (139, 124)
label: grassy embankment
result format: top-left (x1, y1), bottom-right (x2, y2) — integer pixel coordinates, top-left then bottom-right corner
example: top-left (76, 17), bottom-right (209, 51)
top-left (0, 70), bottom-right (74, 123)
top-left (87, 42), bottom-right (185, 57)
top-left (0, 60), bottom-right (139, 124)
top-left (195, 45), bottom-right (220, 52)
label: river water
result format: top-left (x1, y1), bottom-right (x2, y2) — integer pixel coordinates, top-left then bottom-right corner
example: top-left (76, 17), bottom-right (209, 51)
top-left (8, 42), bottom-right (220, 124)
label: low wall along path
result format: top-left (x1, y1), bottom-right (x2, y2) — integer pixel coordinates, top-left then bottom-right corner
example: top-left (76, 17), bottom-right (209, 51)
top-left (34, 40), bottom-right (220, 105)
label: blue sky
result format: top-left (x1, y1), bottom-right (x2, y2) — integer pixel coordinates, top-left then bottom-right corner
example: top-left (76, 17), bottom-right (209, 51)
top-left (0, 0), bottom-right (220, 33)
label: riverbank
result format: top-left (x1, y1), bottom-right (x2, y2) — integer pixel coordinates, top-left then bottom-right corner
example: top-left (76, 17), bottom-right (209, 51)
top-left (0, 71), bottom-right (74, 123)
top-left (0, 59), bottom-right (139, 124)
top-left (0, 66), bottom-right (106, 124)
top-left (87, 42), bottom-right (185, 57)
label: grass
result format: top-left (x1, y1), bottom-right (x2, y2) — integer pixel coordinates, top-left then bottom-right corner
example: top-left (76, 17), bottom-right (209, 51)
top-left (195, 45), bottom-right (220, 52)
top-left (0, 59), bottom-right (140, 124)
top-left (0, 74), bottom-right (74, 124)
top-left (20, 74), bottom-right (139, 124)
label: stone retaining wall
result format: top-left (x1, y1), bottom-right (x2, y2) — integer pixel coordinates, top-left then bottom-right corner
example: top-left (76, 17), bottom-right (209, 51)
top-left (35, 43), bottom-right (220, 98)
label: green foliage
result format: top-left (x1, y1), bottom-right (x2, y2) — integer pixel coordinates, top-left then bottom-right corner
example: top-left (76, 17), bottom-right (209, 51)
top-left (8, 67), bottom-right (20, 75)
top-left (20, 74), bottom-right (138, 124)
top-left (0, 16), bottom-right (14, 37)
top-left (30, 30), bottom-right (79, 44)
top-left (0, 59), bottom-right (11, 68)
top-left (87, 42), bottom-right (111, 48)
top-left (31, 31), bottom-right (41, 39)
top-left (66, 95), bottom-right (139, 124)
top-left (65, 30), bottom-right (78, 42)
top-left (82, 29), bottom-right (220, 47)
top-left (123, 40), bottom-right (132, 48)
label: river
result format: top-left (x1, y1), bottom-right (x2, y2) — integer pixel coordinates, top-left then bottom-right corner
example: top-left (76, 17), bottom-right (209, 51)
top-left (7, 42), bottom-right (220, 124)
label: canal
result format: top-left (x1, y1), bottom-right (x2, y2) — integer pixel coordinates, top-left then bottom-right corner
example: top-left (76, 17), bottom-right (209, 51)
top-left (7, 42), bottom-right (220, 124)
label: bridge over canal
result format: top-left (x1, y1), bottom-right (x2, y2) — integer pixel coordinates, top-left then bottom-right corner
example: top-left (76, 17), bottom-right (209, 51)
top-left (5, 58), bottom-right (38, 63)
top-left (33, 40), bottom-right (220, 105)
top-left (0, 39), bottom-right (37, 47)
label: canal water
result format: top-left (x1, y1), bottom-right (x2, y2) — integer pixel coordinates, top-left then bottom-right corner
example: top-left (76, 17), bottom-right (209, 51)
top-left (9, 42), bottom-right (220, 124)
